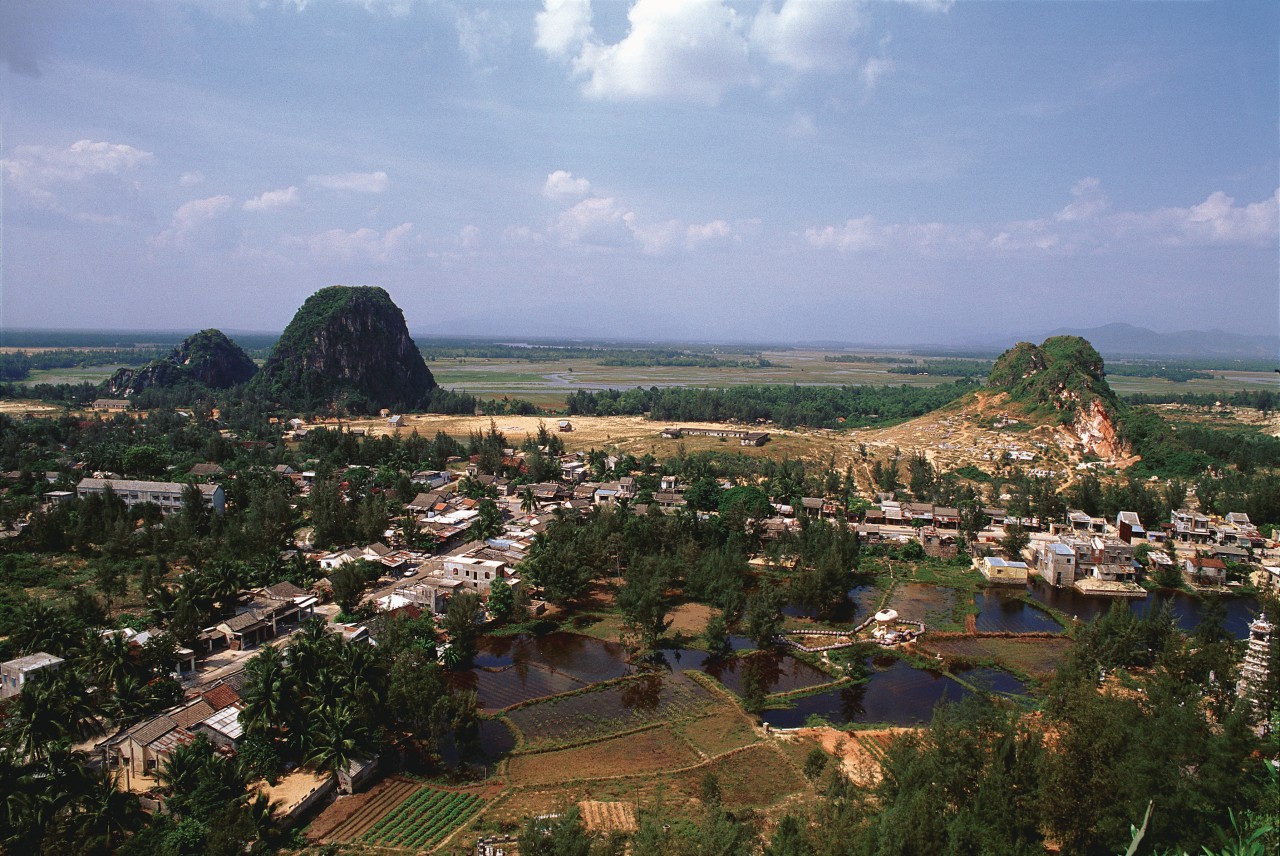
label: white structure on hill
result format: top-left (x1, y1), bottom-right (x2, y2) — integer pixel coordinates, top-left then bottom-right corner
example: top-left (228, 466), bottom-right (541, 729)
top-left (1237, 613), bottom-right (1274, 716)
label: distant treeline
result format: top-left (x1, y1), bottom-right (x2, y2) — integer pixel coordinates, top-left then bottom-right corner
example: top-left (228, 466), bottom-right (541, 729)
top-left (564, 380), bottom-right (979, 428)
top-left (1106, 365), bottom-right (1214, 382)
top-left (822, 354), bottom-right (908, 364)
top-left (1122, 389), bottom-right (1279, 411)
top-left (419, 340), bottom-right (769, 367)
top-left (0, 348), bottom-right (169, 382)
top-left (888, 359), bottom-right (992, 377)
top-left (0, 329), bottom-right (278, 352)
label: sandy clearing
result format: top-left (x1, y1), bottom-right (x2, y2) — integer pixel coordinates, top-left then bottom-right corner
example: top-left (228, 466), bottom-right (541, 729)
top-left (785, 726), bottom-right (914, 788)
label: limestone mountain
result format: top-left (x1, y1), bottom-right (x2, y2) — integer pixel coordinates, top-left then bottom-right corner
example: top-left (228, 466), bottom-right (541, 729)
top-left (251, 285), bottom-right (435, 413)
top-left (104, 329), bottom-right (257, 397)
top-left (986, 335), bottom-right (1131, 462)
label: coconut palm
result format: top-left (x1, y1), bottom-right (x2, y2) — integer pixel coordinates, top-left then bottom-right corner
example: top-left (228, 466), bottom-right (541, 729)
top-left (303, 700), bottom-right (373, 778)
top-left (68, 769), bottom-right (142, 856)
top-left (239, 645), bottom-right (294, 743)
top-left (519, 487), bottom-right (537, 516)
top-left (2, 669), bottom-right (101, 761)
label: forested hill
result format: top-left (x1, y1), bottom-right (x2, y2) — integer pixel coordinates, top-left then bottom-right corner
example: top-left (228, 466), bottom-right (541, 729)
top-left (565, 380), bottom-right (979, 429)
top-left (250, 286), bottom-right (435, 414)
top-left (103, 329), bottom-right (257, 397)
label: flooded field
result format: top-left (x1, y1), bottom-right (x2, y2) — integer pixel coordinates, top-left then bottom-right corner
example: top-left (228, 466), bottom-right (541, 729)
top-left (1026, 582), bottom-right (1261, 638)
top-left (459, 632), bottom-right (632, 711)
top-left (887, 583), bottom-right (961, 627)
top-left (973, 590), bottom-right (1064, 634)
top-left (760, 660), bottom-right (1027, 729)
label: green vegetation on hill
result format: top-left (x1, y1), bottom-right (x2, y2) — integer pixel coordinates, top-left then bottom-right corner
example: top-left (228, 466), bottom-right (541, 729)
top-left (987, 335), bottom-right (1117, 421)
top-left (103, 329), bottom-right (257, 396)
top-left (251, 286), bottom-right (436, 414)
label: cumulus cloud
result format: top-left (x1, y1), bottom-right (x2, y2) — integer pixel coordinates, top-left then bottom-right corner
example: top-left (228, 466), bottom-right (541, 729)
top-left (535, 0), bottom-right (942, 103)
top-left (749, 0), bottom-right (862, 73)
top-left (306, 222), bottom-right (414, 263)
top-left (551, 196), bottom-right (633, 247)
top-left (243, 186), bottom-right (299, 211)
top-left (686, 219), bottom-right (736, 249)
top-left (805, 181), bottom-right (1279, 257)
top-left (2, 139), bottom-right (155, 222)
top-left (543, 169), bottom-right (592, 200)
top-left (179, 171), bottom-right (205, 187)
top-left (153, 195), bottom-right (234, 248)
top-left (306, 171), bottom-right (389, 193)
top-left (538, 0), bottom-right (750, 105)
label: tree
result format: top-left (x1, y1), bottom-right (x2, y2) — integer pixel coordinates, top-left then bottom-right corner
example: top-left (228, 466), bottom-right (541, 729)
top-left (617, 555), bottom-right (673, 651)
top-left (443, 591), bottom-right (482, 668)
top-left (519, 486), bottom-right (537, 516)
top-left (803, 747), bottom-right (828, 782)
top-left (303, 700), bottom-right (374, 777)
top-left (239, 645), bottom-right (295, 745)
top-left (473, 498), bottom-right (504, 542)
top-left (517, 807), bottom-right (593, 856)
top-left (330, 563), bottom-right (368, 617)
top-left (703, 612), bottom-right (732, 659)
top-left (1000, 522), bottom-right (1030, 559)
top-left (744, 589), bottom-right (784, 648)
top-left (487, 577), bottom-right (514, 623)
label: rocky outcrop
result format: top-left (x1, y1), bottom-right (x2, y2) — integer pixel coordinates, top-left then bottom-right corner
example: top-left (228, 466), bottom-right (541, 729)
top-left (251, 286), bottom-right (434, 413)
top-left (1061, 398), bottom-right (1137, 464)
top-left (104, 329), bottom-right (257, 397)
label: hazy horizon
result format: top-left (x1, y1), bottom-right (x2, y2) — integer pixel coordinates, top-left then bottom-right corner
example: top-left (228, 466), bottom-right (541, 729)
top-left (2, 1), bottom-right (1277, 343)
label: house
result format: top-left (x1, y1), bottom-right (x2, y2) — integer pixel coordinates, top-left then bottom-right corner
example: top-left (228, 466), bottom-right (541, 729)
top-left (188, 463), bottom-right (225, 478)
top-left (558, 420), bottom-right (573, 432)
top-left (976, 556), bottom-right (1029, 584)
top-left (918, 527), bottom-right (958, 559)
top-left (1172, 510), bottom-right (1212, 543)
top-left (76, 478), bottom-right (226, 515)
top-left (1037, 542), bottom-right (1078, 587)
top-left (1, 652), bottom-right (64, 699)
top-left (319, 546), bottom-right (365, 571)
top-left (740, 432), bottom-right (770, 447)
top-left (92, 398), bottom-right (131, 411)
top-left (388, 414), bottom-right (406, 428)
top-left (1116, 511), bottom-right (1145, 543)
top-left (442, 556), bottom-right (509, 594)
top-left (1184, 555), bottom-right (1228, 586)
top-left (272, 464), bottom-right (295, 476)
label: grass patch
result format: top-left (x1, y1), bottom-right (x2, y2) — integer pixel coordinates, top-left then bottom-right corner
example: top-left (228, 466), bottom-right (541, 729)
top-left (674, 707), bottom-right (761, 757)
top-left (506, 727), bottom-right (700, 787)
top-left (917, 635), bottom-right (1073, 681)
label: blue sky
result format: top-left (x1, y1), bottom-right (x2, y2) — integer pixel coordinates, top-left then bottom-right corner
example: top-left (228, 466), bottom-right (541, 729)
top-left (2, 0), bottom-right (1276, 345)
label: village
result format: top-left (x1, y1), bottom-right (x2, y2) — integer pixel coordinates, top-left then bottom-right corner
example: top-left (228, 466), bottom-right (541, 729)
top-left (4, 403), bottom-right (1277, 854)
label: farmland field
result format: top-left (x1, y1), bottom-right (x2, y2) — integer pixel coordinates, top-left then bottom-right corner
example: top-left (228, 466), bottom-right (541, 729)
top-left (916, 634), bottom-right (1074, 679)
top-left (674, 707), bottom-right (761, 757)
top-left (358, 786), bottom-right (485, 851)
top-left (506, 673), bottom-right (715, 749)
top-left (506, 727), bottom-right (700, 786)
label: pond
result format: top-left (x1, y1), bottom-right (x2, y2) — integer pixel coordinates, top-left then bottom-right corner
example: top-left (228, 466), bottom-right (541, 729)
top-left (654, 646), bottom-right (833, 695)
top-left (887, 583), bottom-right (961, 627)
top-left (434, 717), bottom-right (517, 771)
top-left (974, 590), bottom-right (1064, 634)
top-left (458, 632), bottom-right (632, 711)
top-left (1025, 581), bottom-right (1261, 638)
top-left (759, 659), bottom-right (1027, 729)
top-left (784, 584), bottom-right (882, 624)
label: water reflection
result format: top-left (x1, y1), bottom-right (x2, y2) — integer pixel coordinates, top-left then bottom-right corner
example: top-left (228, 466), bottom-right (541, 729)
top-left (760, 660), bottom-right (1027, 729)
top-left (1025, 580), bottom-right (1260, 637)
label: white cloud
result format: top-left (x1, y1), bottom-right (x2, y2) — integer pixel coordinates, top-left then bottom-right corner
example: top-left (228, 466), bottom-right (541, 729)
top-left (539, 0), bottom-right (751, 105)
top-left (458, 224), bottom-right (481, 250)
top-left (535, 0), bottom-right (593, 57)
top-left (243, 186), bottom-right (299, 211)
top-left (551, 196), bottom-right (633, 247)
top-left (806, 181), bottom-right (1280, 257)
top-left (686, 219), bottom-right (735, 249)
top-left (749, 0), bottom-right (861, 73)
top-left (2, 139), bottom-right (153, 190)
top-left (153, 195), bottom-right (234, 248)
top-left (455, 6), bottom-right (512, 68)
top-left (179, 171), bottom-right (205, 187)
top-left (1055, 176), bottom-right (1108, 222)
top-left (543, 169), bottom-right (592, 200)
top-left (306, 171), bottom-right (389, 193)
top-left (306, 222), bottom-right (414, 263)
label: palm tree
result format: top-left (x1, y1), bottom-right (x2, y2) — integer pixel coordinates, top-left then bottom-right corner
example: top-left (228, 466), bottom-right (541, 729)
top-left (68, 769), bottom-right (142, 856)
top-left (239, 646), bottom-right (294, 743)
top-left (2, 670), bottom-right (101, 761)
top-left (303, 700), bottom-right (373, 778)
top-left (90, 631), bottom-right (134, 696)
top-left (519, 487), bottom-right (537, 517)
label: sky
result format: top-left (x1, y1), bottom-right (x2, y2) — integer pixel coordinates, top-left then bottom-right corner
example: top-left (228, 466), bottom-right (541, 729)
top-left (1, 0), bottom-right (1277, 346)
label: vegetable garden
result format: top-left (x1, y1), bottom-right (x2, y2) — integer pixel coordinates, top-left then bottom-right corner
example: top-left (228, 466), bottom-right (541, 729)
top-left (359, 786), bottom-right (485, 850)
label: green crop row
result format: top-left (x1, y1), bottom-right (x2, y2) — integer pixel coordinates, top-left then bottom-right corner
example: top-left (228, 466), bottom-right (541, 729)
top-left (362, 790), bottom-right (483, 849)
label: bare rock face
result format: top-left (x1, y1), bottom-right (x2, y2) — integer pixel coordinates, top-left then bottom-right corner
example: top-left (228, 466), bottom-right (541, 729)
top-left (104, 329), bottom-right (257, 397)
top-left (251, 285), bottom-right (434, 414)
top-left (1062, 398), bottom-right (1136, 464)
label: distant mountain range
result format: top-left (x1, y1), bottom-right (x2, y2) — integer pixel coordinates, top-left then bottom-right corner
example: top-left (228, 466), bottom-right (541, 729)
top-left (1038, 323), bottom-right (1279, 360)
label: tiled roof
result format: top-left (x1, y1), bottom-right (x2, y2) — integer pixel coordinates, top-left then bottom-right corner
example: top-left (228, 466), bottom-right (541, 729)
top-left (261, 581), bottom-right (307, 601)
top-left (221, 611), bottom-right (265, 633)
top-left (201, 682), bottom-right (241, 711)
top-left (169, 699), bottom-right (214, 729)
top-left (128, 715), bottom-right (177, 746)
